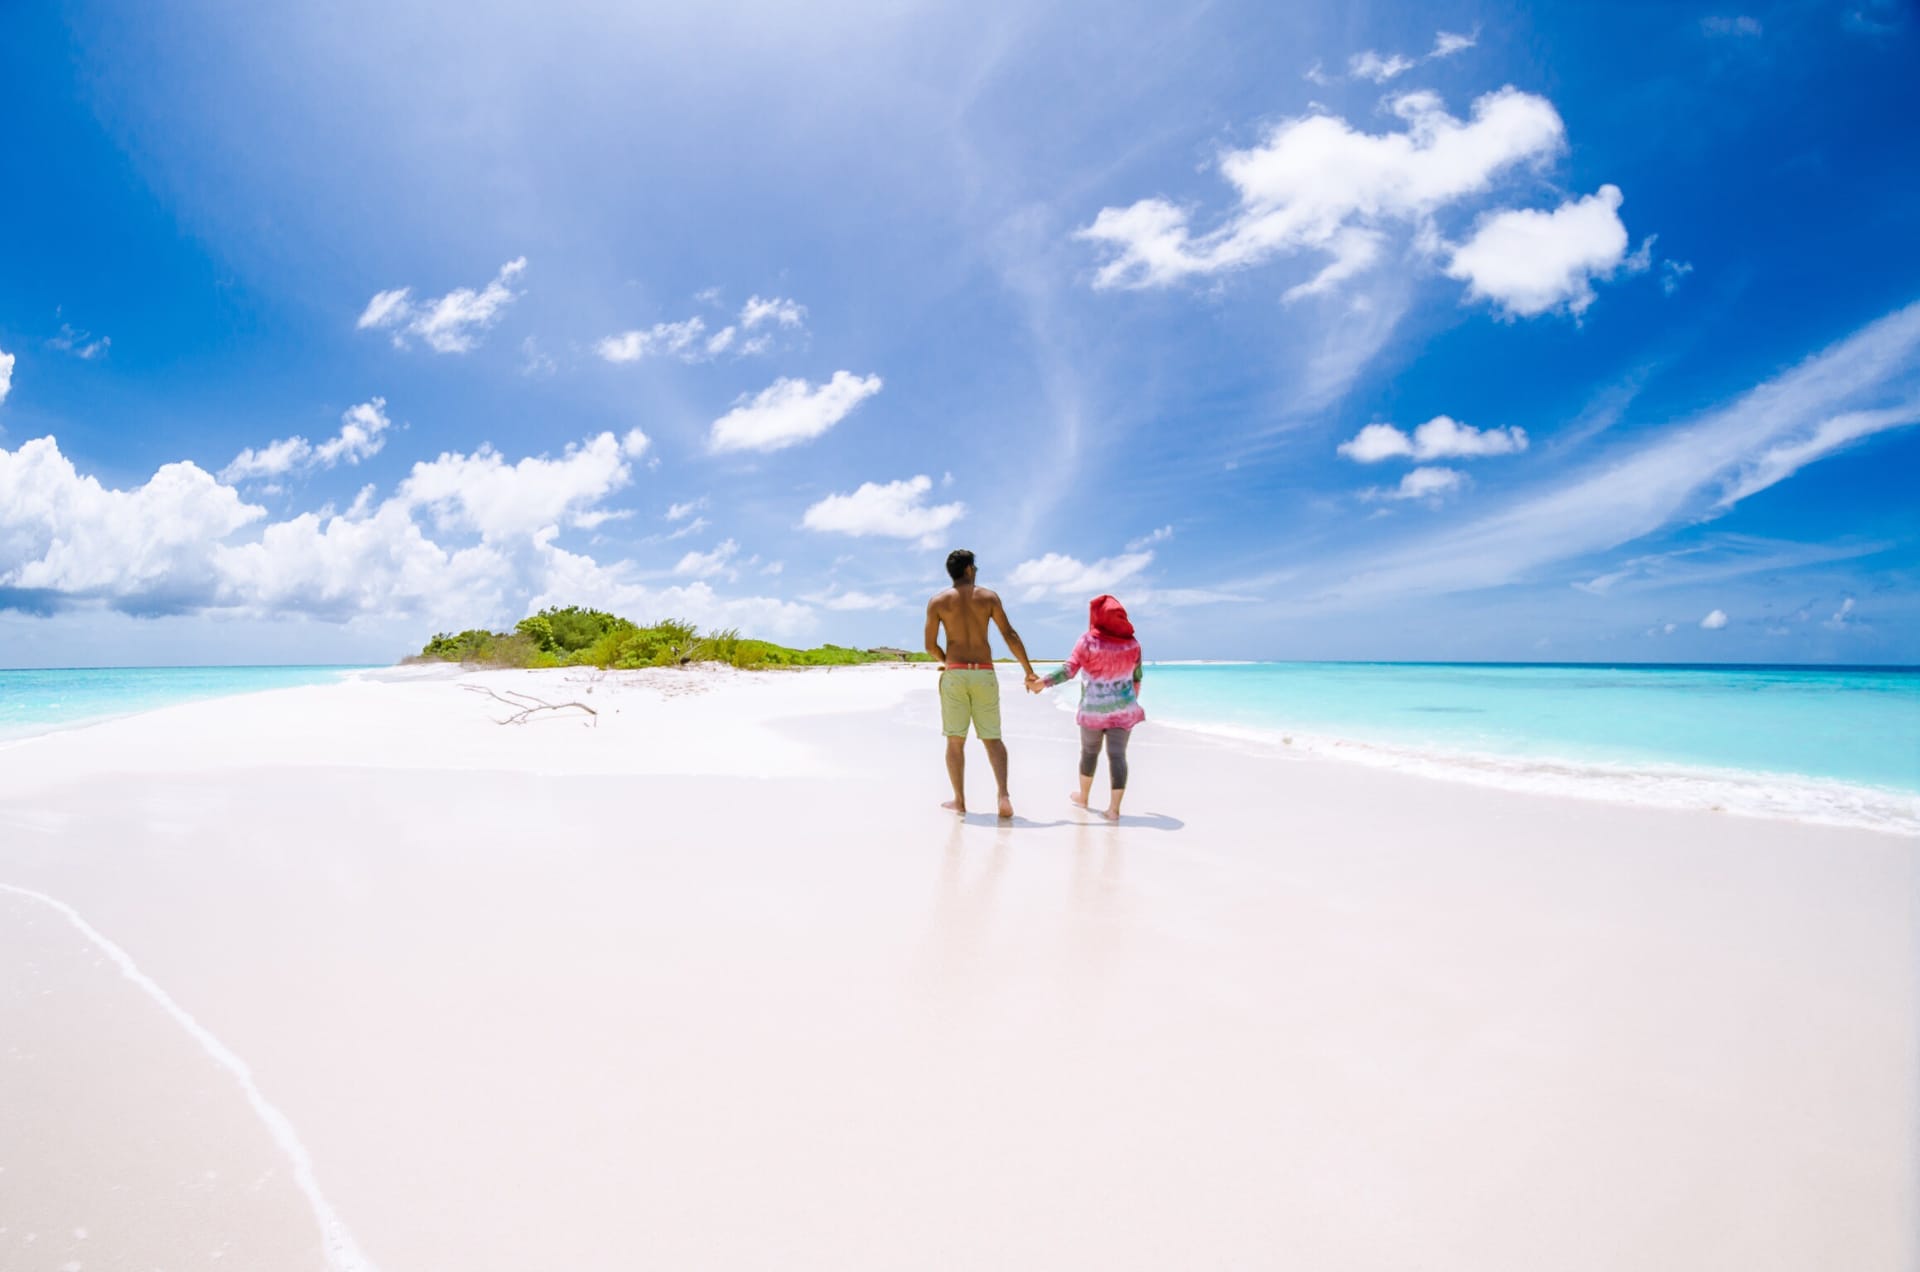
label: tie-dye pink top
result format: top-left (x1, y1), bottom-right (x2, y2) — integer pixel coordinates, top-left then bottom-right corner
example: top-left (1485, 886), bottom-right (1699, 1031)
top-left (1042, 631), bottom-right (1145, 730)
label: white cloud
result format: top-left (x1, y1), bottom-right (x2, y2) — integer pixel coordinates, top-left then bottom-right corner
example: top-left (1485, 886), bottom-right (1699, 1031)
top-left (220, 436), bottom-right (312, 483)
top-left (1008, 550), bottom-right (1154, 601)
top-left (1, 436), bottom-right (263, 610)
top-left (399, 428), bottom-right (649, 542)
top-left (739, 295), bottom-right (807, 329)
top-left (220, 398), bottom-right (394, 483)
top-left (1339, 415), bottom-right (1528, 462)
top-left (211, 499), bottom-right (509, 624)
top-left (800, 475), bottom-right (964, 546)
top-left (1338, 423), bottom-right (1415, 462)
top-left (0, 431), bottom-right (818, 633)
top-left (1362, 466), bottom-right (1467, 502)
top-left (705, 326), bottom-right (737, 356)
top-left (1320, 301), bottom-right (1920, 602)
top-left (1126, 525), bottom-right (1174, 551)
top-left (596, 317), bottom-right (709, 363)
top-left (674, 538), bottom-right (740, 579)
top-left (1700, 608), bottom-right (1728, 629)
top-left (1702, 15), bottom-right (1763, 36)
top-left (1078, 87), bottom-right (1566, 294)
top-left (357, 258), bottom-right (526, 353)
top-left (1661, 259), bottom-right (1694, 295)
top-left (1431, 30), bottom-right (1478, 57)
top-left (1446, 185), bottom-right (1634, 318)
top-left (1827, 596), bottom-right (1857, 629)
top-left (666, 498), bottom-right (707, 521)
top-left (1349, 50), bottom-right (1415, 82)
top-left (0, 348), bottom-right (14, 404)
top-left (357, 289), bottom-right (411, 331)
top-left (709, 371), bottom-right (883, 453)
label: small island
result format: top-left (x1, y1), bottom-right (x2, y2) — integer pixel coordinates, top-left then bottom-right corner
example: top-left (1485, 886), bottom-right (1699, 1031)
top-left (408, 604), bottom-right (933, 670)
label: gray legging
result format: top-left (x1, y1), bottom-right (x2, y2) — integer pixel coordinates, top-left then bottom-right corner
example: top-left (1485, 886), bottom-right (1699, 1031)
top-left (1078, 726), bottom-right (1132, 790)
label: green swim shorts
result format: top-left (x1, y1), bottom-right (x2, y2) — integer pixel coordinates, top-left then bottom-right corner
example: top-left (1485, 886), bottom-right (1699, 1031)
top-left (939, 668), bottom-right (1002, 740)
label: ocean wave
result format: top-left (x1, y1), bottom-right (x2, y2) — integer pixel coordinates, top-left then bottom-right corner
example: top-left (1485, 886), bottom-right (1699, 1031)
top-left (1148, 711), bottom-right (1920, 837)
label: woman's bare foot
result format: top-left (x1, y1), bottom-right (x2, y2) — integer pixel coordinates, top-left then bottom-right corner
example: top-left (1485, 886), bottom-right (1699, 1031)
top-left (941, 799), bottom-right (965, 814)
top-left (1069, 791), bottom-right (1089, 808)
top-left (1101, 806), bottom-right (1121, 822)
top-left (997, 795), bottom-right (1015, 819)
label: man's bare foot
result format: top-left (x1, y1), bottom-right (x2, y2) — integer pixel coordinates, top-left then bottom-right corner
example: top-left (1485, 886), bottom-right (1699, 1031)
top-left (997, 795), bottom-right (1014, 819)
top-left (1069, 791), bottom-right (1089, 808)
top-left (941, 799), bottom-right (965, 814)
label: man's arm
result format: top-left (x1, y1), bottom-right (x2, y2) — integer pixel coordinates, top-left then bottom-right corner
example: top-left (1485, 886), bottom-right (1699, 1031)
top-left (924, 601), bottom-right (946, 666)
top-left (989, 594), bottom-right (1036, 681)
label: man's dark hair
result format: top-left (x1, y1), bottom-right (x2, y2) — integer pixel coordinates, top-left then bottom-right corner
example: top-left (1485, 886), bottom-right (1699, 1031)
top-left (946, 549), bottom-right (975, 583)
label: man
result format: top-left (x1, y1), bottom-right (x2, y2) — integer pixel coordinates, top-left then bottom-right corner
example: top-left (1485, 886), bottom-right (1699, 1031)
top-left (924, 548), bottom-right (1039, 819)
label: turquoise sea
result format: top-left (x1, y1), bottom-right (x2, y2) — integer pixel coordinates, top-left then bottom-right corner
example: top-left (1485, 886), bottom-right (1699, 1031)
top-left (1050, 662), bottom-right (1919, 834)
top-left (0, 665), bottom-right (369, 741)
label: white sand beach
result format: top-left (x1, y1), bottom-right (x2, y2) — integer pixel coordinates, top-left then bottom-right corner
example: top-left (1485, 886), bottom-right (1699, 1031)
top-left (1, 664), bottom-right (1914, 1271)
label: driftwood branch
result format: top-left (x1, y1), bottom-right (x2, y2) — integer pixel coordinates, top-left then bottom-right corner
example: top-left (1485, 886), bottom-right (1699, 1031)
top-left (462, 684), bottom-right (599, 727)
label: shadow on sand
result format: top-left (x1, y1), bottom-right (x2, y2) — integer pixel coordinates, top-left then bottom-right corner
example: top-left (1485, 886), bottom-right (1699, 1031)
top-left (954, 810), bottom-right (1185, 832)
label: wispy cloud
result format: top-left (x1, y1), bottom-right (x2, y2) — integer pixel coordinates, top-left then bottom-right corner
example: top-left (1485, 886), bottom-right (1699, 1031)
top-left (357, 258), bottom-right (527, 353)
top-left (599, 294), bottom-right (807, 365)
top-left (220, 399), bottom-right (395, 483)
top-left (1320, 301), bottom-right (1920, 602)
top-left (1359, 465), bottom-right (1468, 503)
top-left (1009, 550), bottom-right (1154, 601)
top-left (48, 321), bottom-right (110, 360)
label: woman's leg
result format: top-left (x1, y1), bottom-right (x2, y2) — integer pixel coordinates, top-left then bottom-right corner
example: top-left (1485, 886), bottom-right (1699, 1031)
top-left (1071, 726), bottom-right (1102, 808)
top-left (1103, 728), bottom-right (1131, 820)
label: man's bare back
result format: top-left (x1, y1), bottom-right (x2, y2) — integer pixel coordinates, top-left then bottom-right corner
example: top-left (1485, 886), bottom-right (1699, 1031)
top-left (925, 551), bottom-right (1038, 819)
top-left (926, 583), bottom-right (1006, 665)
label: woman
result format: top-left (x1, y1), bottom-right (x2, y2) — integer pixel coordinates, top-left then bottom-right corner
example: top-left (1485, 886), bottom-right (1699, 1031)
top-left (1030, 594), bottom-right (1144, 821)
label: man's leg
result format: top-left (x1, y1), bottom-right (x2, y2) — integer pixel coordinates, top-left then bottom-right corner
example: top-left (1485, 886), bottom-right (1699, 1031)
top-left (943, 735), bottom-right (967, 813)
top-left (982, 739), bottom-right (1012, 819)
top-left (939, 671), bottom-right (969, 812)
top-left (969, 672), bottom-right (1012, 819)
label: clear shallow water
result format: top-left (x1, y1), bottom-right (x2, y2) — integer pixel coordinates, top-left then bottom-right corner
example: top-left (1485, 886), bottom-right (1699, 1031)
top-left (0, 665), bottom-right (369, 740)
top-left (1079, 662), bottom-right (1920, 834)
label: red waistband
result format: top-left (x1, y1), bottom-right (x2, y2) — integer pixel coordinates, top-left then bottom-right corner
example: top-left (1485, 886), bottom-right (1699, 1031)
top-left (945, 662), bottom-right (995, 671)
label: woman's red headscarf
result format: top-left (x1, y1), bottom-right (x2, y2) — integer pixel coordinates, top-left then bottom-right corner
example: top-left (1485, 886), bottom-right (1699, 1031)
top-left (1089, 594), bottom-right (1134, 640)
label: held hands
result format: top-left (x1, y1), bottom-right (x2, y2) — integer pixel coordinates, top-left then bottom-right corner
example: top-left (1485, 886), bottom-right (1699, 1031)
top-left (1024, 672), bottom-right (1044, 694)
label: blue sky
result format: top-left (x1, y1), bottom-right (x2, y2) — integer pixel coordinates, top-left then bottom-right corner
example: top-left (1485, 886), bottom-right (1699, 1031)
top-left (1, 0), bottom-right (1915, 666)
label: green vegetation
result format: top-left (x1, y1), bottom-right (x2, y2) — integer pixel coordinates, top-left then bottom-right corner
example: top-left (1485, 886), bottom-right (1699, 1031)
top-left (410, 605), bottom-right (930, 671)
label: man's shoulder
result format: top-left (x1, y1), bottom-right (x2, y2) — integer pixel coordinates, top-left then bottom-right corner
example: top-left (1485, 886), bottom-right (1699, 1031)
top-left (971, 586), bottom-right (1001, 605)
top-left (927, 587), bottom-right (957, 607)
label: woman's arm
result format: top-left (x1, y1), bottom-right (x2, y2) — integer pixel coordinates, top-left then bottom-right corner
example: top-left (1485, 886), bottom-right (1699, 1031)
top-left (1040, 634), bottom-right (1086, 689)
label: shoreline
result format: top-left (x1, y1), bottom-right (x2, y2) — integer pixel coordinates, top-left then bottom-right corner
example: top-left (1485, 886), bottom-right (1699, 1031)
top-left (8, 662), bottom-right (1912, 835)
